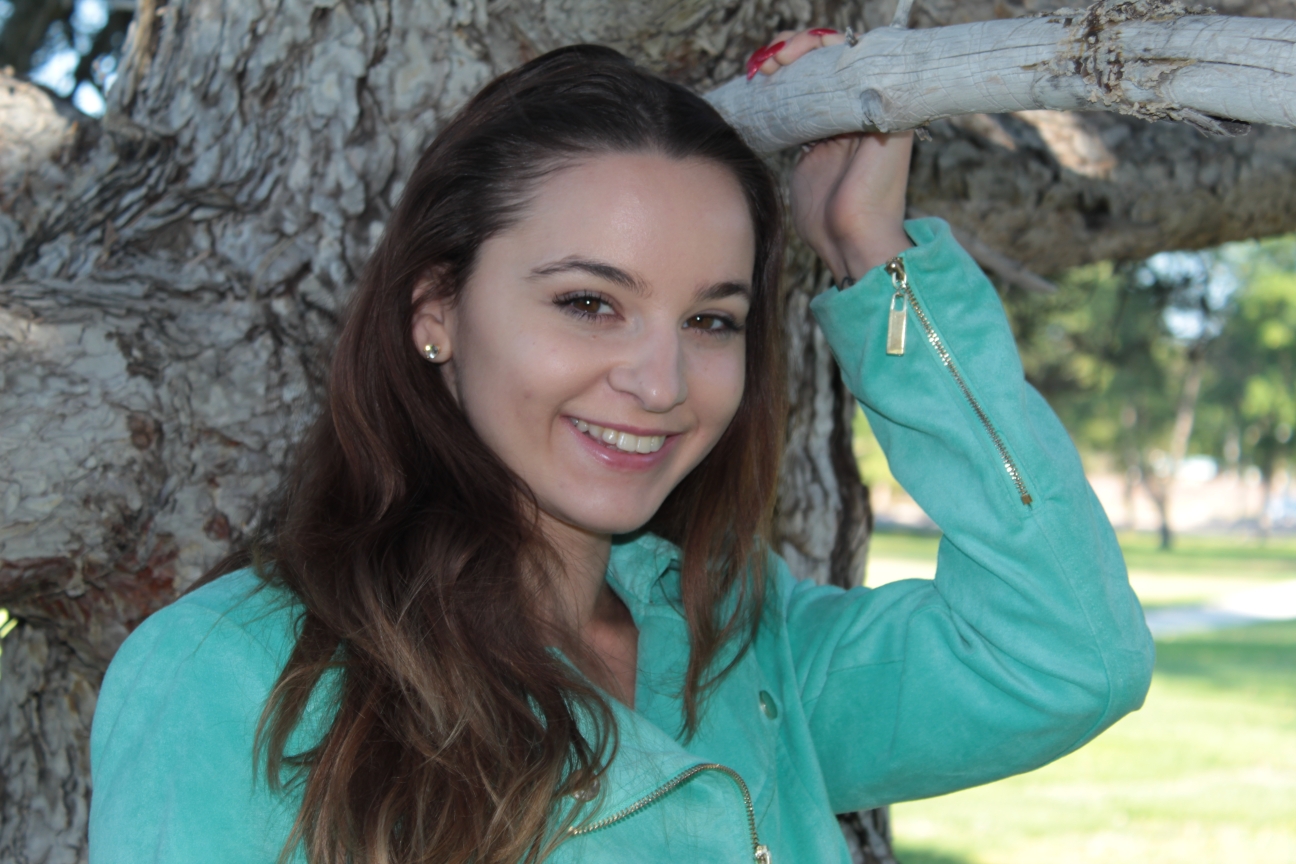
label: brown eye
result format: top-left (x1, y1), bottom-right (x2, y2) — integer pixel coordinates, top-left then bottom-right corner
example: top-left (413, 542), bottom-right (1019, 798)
top-left (557, 294), bottom-right (615, 318)
top-left (685, 314), bottom-right (734, 332)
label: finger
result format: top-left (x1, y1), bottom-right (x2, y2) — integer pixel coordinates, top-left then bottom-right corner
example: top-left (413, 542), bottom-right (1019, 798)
top-left (784, 29), bottom-right (846, 58)
top-left (794, 132), bottom-right (857, 167)
top-left (750, 28), bottom-right (842, 79)
top-left (746, 32), bottom-right (794, 79)
top-left (770, 30), bottom-right (829, 67)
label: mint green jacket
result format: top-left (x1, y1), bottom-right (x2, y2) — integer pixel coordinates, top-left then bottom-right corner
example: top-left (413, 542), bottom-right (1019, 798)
top-left (89, 219), bottom-right (1155, 864)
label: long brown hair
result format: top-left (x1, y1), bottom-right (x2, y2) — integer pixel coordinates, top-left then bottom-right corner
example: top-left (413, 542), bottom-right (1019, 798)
top-left (247, 45), bottom-right (785, 864)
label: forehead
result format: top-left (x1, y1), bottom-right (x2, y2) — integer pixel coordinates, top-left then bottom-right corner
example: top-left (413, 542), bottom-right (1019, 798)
top-left (483, 152), bottom-right (757, 288)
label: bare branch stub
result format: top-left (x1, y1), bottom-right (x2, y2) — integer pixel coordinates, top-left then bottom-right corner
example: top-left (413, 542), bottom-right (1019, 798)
top-left (891, 0), bottom-right (918, 28)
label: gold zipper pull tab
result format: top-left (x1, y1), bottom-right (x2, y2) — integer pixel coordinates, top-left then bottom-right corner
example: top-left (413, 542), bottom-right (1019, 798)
top-left (755, 844), bottom-right (772, 863)
top-left (884, 256), bottom-right (909, 356)
top-left (886, 292), bottom-right (907, 355)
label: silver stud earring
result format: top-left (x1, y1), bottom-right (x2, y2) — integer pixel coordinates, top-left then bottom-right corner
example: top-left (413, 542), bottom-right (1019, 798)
top-left (423, 343), bottom-right (441, 361)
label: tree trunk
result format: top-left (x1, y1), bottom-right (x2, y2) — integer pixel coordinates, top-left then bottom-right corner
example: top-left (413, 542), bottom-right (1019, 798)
top-left (773, 226), bottom-right (873, 590)
top-left (0, 624), bottom-right (96, 864)
top-left (911, 111), bottom-right (1296, 276)
top-left (1142, 472), bottom-right (1174, 550)
top-left (1155, 344), bottom-right (1208, 548)
top-left (3, 0), bottom-right (1294, 859)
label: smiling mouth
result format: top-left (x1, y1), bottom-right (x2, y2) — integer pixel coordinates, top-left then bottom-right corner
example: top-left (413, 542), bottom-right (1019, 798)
top-left (568, 417), bottom-right (667, 454)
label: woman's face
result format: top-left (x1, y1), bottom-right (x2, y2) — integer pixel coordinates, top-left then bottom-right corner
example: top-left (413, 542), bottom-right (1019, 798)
top-left (413, 152), bottom-right (756, 538)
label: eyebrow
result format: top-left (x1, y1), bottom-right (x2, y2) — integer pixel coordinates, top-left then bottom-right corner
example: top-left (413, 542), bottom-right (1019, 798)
top-left (528, 256), bottom-right (751, 302)
top-left (696, 281), bottom-right (752, 303)
top-left (529, 257), bottom-right (647, 294)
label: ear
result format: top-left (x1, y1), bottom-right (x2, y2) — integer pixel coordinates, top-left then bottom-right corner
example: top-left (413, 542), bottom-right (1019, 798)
top-left (411, 270), bottom-right (455, 364)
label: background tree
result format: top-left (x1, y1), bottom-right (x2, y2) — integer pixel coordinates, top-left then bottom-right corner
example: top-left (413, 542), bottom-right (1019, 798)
top-left (1197, 239), bottom-right (1296, 532)
top-left (3, 1), bottom-right (1296, 862)
top-left (1005, 253), bottom-right (1232, 548)
top-left (0, 0), bottom-right (132, 111)
top-left (1004, 238), bottom-right (1296, 545)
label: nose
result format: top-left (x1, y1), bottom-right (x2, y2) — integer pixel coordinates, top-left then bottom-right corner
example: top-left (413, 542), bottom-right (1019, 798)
top-left (607, 324), bottom-right (688, 412)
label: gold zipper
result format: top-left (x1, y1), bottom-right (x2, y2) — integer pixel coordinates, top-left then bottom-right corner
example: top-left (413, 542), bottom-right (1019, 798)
top-left (569, 762), bottom-right (771, 862)
top-left (884, 256), bottom-right (1033, 507)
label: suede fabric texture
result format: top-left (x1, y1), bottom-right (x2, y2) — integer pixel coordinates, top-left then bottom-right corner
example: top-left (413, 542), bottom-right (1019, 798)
top-left (89, 219), bottom-right (1155, 864)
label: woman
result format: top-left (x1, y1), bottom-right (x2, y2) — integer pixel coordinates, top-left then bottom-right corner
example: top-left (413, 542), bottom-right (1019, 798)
top-left (89, 31), bottom-right (1154, 864)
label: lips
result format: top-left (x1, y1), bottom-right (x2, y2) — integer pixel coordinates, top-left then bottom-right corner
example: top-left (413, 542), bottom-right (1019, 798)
top-left (568, 417), bottom-right (667, 454)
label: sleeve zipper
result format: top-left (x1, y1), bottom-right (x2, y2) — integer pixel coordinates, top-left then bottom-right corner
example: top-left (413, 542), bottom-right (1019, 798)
top-left (883, 256), bottom-right (1033, 507)
top-left (569, 762), bottom-right (771, 862)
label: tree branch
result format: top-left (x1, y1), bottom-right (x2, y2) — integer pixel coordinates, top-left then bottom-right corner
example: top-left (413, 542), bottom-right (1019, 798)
top-left (938, 219), bottom-right (1059, 294)
top-left (706, 0), bottom-right (1296, 152)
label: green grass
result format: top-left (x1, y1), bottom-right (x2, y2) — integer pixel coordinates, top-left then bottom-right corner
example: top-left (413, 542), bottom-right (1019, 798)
top-left (896, 850), bottom-right (976, 864)
top-left (869, 529), bottom-right (942, 562)
top-left (870, 529), bottom-right (1296, 587)
top-left (890, 620), bottom-right (1296, 864)
top-left (0, 609), bottom-right (14, 681)
top-left (865, 529), bottom-right (1296, 862)
top-left (1116, 532), bottom-right (1296, 577)
top-left (871, 528), bottom-right (1296, 572)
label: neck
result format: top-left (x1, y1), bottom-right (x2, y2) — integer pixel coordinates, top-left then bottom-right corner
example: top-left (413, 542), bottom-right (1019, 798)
top-left (536, 512), bottom-right (639, 707)
top-left (536, 511), bottom-right (614, 629)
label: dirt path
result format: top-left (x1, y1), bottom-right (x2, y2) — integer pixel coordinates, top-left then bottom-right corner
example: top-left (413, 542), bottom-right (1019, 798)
top-left (1143, 579), bottom-right (1296, 637)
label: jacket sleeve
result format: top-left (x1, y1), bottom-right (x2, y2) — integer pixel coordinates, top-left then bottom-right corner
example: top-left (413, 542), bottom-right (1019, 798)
top-left (88, 597), bottom-right (293, 864)
top-left (784, 217), bottom-right (1155, 813)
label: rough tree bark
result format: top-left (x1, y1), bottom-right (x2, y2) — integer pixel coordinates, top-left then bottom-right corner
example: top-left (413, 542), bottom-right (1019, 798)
top-left (2, 0), bottom-right (1295, 861)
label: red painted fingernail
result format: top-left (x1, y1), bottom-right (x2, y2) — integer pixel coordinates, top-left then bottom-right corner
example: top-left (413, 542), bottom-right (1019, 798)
top-left (808, 28), bottom-right (839, 36)
top-left (746, 41), bottom-right (786, 80)
top-left (746, 45), bottom-right (773, 80)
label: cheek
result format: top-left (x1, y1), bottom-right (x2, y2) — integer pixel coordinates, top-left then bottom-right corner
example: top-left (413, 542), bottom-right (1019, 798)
top-left (690, 345), bottom-right (747, 437)
top-left (453, 317), bottom-right (601, 441)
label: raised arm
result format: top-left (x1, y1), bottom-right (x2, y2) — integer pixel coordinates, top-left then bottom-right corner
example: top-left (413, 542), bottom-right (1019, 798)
top-left (761, 34), bottom-right (1155, 812)
top-left (784, 216), bottom-right (1154, 810)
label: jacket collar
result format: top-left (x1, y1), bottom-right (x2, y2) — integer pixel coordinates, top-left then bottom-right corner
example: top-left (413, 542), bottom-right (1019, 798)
top-left (571, 533), bottom-right (693, 820)
top-left (605, 532), bottom-right (682, 615)
top-left (579, 532), bottom-right (776, 835)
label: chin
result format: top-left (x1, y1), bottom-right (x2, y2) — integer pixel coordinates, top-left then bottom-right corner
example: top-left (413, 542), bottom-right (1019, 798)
top-left (578, 511), bottom-right (659, 537)
top-left (551, 497), bottom-right (664, 538)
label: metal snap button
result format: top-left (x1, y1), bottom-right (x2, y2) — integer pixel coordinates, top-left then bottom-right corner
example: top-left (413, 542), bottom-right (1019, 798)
top-left (758, 690), bottom-right (778, 720)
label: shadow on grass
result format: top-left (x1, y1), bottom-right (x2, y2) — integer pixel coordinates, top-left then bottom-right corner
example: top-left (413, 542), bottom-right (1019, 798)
top-left (1154, 620), bottom-right (1296, 696)
top-left (894, 844), bottom-right (978, 864)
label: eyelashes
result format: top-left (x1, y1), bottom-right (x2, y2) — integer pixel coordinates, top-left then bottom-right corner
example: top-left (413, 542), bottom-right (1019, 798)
top-left (553, 291), bottom-right (744, 335)
top-left (684, 313), bottom-right (744, 334)
top-left (554, 291), bottom-right (616, 320)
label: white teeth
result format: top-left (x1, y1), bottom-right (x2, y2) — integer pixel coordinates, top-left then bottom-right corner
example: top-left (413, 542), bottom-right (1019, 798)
top-left (569, 418), bottom-right (666, 454)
